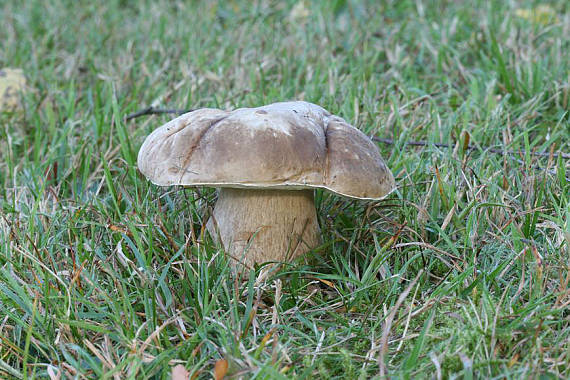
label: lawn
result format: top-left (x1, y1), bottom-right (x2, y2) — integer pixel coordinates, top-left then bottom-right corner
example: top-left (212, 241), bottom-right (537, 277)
top-left (1, 0), bottom-right (569, 378)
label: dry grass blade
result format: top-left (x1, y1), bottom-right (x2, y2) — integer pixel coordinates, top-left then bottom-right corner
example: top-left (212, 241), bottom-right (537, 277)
top-left (378, 270), bottom-right (423, 377)
top-left (83, 339), bottom-right (120, 380)
top-left (138, 308), bottom-right (190, 355)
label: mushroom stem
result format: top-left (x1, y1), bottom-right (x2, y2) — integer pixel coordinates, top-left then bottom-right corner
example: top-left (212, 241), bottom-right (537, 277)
top-left (206, 188), bottom-right (321, 267)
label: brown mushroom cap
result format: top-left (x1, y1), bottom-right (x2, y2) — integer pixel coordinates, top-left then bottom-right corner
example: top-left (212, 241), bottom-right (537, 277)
top-left (137, 101), bottom-right (395, 200)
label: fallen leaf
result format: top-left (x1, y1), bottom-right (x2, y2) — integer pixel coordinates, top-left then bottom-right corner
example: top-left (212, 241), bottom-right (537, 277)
top-left (213, 359), bottom-right (228, 380)
top-left (171, 365), bottom-right (190, 380)
top-left (508, 353), bottom-right (519, 368)
top-left (515, 5), bottom-right (559, 25)
top-left (0, 68), bottom-right (27, 111)
top-left (311, 277), bottom-right (336, 289)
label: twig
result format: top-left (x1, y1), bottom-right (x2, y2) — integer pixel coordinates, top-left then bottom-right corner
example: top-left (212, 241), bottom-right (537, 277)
top-left (125, 107), bottom-right (192, 121)
top-left (125, 106), bottom-right (569, 162)
top-left (372, 137), bottom-right (570, 160)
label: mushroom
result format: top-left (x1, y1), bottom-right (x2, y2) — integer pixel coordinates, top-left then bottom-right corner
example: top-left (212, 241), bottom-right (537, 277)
top-left (137, 101), bottom-right (395, 267)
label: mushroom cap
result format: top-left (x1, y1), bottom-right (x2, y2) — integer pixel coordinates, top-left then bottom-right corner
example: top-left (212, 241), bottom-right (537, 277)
top-left (137, 101), bottom-right (395, 200)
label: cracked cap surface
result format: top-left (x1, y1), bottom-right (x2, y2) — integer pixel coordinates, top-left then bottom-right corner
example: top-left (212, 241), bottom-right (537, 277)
top-left (137, 101), bottom-right (395, 200)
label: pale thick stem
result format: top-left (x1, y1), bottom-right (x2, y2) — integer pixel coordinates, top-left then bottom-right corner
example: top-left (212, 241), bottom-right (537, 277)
top-left (206, 188), bottom-right (321, 267)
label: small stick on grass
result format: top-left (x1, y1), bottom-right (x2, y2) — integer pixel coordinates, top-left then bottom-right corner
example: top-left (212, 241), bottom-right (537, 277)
top-left (125, 107), bottom-right (192, 121)
top-left (127, 107), bottom-right (569, 161)
top-left (372, 137), bottom-right (570, 160)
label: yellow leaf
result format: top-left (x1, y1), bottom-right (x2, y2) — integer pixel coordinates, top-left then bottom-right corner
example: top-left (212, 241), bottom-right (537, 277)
top-left (312, 277), bottom-right (336, 289)
top-left (508, 353), bottom-right (519, 368)
top-left (0, 68), bottom-right (27, 111)
top-left (515, 5), bottom-right (559, 25)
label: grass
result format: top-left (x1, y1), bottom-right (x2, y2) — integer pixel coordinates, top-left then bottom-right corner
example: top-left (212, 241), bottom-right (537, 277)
top-left (1, 0), bottom-right (569, 378)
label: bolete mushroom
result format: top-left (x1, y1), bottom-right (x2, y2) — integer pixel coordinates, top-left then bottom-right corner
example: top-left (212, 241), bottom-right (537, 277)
top-left (137, 101), bottom-right (395, 267)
